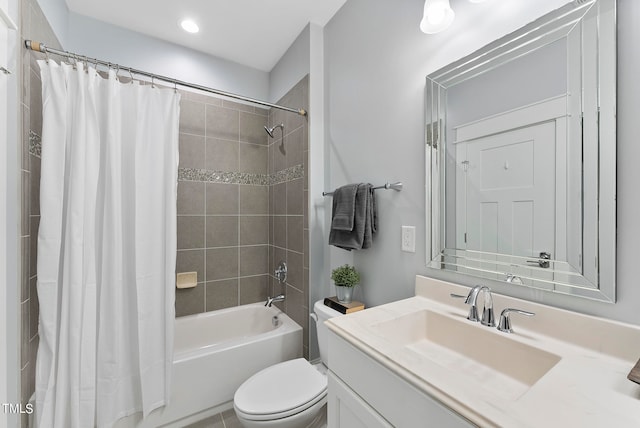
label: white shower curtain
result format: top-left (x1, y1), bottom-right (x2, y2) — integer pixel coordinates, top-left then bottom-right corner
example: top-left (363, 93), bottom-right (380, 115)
top-left (35, 60), bottom-right (180, 428)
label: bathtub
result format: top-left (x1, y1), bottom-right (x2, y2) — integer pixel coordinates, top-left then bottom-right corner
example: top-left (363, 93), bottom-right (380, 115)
top-left (116, 303), bottom-right (302, 428)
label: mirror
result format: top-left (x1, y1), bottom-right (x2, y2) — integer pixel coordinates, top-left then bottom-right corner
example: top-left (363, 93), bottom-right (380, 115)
top-left (425, 0), bottom-right (616, 302)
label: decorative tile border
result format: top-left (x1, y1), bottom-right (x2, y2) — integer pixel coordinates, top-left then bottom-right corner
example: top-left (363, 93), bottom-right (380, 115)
top-left (29, 130), bottom-right (42, 158)
top-left (179, 164), bottom-right (304, 186)
top-left (270, 164), bottom-right (304, 185)
top-left (178, 168), bottom-right (270, 185)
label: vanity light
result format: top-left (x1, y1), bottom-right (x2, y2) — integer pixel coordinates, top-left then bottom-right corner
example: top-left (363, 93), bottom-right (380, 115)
top-left (180, 19), bottom-right (200, 34)
top-left (420, 0), bottom-right (455, 34)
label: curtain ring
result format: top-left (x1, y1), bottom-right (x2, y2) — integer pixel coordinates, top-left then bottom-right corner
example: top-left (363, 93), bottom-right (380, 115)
top-left (115, 65), bottom-right (120, 82)
top-left (83, 56), bottom-right (89, 73)
top-left (44, 50), bottom-right (50, 64)
top-left (128, 67), bottom-right (134, 84)
top-left (174, 80), bottom-right (177, 93)
top-left (151, 75), bottom-right (155, 88)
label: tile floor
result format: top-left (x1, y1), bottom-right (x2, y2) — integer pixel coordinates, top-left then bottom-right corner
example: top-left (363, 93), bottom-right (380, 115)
top-left (185, 405), bottom-right (327, 428)
top-left (185, 408), bottom-right (242, 428)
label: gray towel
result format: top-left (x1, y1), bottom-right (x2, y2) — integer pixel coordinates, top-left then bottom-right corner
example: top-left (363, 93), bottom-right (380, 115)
top-left (329, 183), bottom-right (377, 251)
top-left (363, 184), bottom-right (377, 249)
top-left (330, 184), bottom-right (359, 231)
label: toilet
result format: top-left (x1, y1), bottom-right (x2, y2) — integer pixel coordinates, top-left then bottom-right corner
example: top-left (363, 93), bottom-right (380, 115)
top-left (233, 300), bottom-right (343, 428)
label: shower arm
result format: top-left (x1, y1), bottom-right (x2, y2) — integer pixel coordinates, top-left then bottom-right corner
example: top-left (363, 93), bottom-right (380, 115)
top-left (264, 123), bottom-right (284, 139)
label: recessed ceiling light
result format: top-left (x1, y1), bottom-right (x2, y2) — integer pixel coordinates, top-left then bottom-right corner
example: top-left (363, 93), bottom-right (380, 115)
top-left (180, 19), bottom-right (199, 34)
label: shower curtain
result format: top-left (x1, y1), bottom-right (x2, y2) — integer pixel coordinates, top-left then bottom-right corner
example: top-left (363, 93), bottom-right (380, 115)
top-left (35, 60), bottom-right (180, 428)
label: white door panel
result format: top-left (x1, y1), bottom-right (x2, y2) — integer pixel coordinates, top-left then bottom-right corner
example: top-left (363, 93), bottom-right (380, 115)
top-left (462, 121), bottom-right (557, 259)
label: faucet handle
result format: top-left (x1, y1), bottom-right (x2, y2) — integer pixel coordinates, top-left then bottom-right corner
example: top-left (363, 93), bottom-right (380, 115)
top-left (497, 308), bottom-right (535, 333)
top-left (274, 261), bottom-right (287, 284)
top-left (450, 288), bottom-right (481, 322)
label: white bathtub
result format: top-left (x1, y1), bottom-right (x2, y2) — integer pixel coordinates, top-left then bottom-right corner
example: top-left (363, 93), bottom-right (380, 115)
top-left (116, 303), bottom-right (302, 427)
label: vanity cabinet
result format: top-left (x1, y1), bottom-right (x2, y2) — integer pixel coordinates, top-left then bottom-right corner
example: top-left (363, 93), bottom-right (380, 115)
top-left (327, 372), bottom-right (391, 428)
top-left (327, 331), bottom-right (474, 428)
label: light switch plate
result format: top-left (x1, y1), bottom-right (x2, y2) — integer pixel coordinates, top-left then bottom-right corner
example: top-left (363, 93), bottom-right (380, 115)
top-left (402, 226), bottom-right (416, 253)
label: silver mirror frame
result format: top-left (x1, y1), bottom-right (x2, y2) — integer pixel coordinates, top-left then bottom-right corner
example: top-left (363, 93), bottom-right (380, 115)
top-left (425, 0), bottom-right (616, 302)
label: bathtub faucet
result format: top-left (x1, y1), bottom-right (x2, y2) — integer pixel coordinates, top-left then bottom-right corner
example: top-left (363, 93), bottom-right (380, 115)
top-left (265, 294), bottom-right (285, 307)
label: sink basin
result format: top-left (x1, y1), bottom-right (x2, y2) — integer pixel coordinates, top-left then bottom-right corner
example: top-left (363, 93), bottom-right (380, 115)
top-left (371, 310), bottom-right (561, 400)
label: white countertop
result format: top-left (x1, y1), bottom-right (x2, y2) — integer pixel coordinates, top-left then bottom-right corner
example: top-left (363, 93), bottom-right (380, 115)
top-left (326, 276), bottom-right (640, 427)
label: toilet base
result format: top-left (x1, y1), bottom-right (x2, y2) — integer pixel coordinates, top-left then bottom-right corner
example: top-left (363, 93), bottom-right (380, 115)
top-left (235, 397), bottom-right (326, 428)
top-left (307, 403), bottom-right (327, 428)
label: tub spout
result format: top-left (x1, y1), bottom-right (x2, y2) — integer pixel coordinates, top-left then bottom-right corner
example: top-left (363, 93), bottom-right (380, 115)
top-left (265, 294), bottom-right (285, 307)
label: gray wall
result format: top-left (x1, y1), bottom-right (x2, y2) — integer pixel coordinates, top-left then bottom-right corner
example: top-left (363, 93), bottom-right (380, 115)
top-left (269, 25), bottom-right (310, 103)
top-left (447, 38), bottom-right (567, 129)
top-left (323, 0), bottom-right (640, 325)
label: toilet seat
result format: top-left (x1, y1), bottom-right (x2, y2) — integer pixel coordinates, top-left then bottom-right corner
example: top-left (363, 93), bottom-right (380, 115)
top-left (234, 358), bottom-right (327, 421)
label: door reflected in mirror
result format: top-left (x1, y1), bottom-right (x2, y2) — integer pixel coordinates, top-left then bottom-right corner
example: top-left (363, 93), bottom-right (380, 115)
top-left (425, 0), bottom-right (616, 302)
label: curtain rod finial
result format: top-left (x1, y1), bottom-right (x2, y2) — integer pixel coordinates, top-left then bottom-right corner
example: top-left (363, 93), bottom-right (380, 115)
top-left (25, 40), bottom-right (44, 53)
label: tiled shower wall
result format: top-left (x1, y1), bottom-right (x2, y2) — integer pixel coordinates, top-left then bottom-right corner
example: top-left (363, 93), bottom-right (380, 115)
top-left (175, 94), bottom-right (273, 314)
top-left (268, 76), bottom-right (310, 359)
top-left (175, 76), bottom-right (310, 358)
top-left (19, 0), bottom-right (60, 425)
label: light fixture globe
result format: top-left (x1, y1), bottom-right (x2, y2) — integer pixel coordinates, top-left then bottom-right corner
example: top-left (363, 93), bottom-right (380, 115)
top-left (420, 0), bottom-right (455, 34)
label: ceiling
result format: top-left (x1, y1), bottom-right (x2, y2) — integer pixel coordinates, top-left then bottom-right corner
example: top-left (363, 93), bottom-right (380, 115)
top-left (65, 0), bottom-right (348, 72)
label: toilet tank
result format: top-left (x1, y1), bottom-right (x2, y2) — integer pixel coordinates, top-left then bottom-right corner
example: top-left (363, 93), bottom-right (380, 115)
top-left (313, 300), bottom-right (343, 366)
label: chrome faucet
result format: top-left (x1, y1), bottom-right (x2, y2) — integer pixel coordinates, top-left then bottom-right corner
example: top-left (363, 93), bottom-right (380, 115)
top-left (274, 261), bottom-right (287, 284)
top-left (265, 294), bottom-right (285, 307)
top-left (452, 285), bottom-right (495, 327)
top-left (505, 273), bottom-right (523, 284)
top-left (497, 308), bottom-right (535, 333)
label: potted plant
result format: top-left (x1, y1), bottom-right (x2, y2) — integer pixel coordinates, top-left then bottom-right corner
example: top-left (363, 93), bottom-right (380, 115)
top-left (331, 264), bottom-right (360, 304)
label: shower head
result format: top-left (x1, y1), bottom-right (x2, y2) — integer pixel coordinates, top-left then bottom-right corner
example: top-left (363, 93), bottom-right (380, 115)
top-left (264, 123), bottom-right (284, 138)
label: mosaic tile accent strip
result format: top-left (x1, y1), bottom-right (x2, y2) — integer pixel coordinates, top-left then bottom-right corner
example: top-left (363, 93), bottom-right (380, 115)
top-left (179, 164), bottom-right (304, 186)
top-left (29, 130), bottom-right (42, 158)
top-left (270, 164), bottom-right (304, 185)
top-left (179, 168), bottom-right (270, 185)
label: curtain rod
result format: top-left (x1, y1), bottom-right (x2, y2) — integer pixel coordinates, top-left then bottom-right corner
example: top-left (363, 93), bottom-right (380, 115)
top-left (24, 40), bottom-right (308, 117)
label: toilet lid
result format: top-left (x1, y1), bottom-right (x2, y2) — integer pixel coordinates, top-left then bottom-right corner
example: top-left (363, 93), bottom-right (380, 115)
top-left (234, 358), bottom-right (327, 417)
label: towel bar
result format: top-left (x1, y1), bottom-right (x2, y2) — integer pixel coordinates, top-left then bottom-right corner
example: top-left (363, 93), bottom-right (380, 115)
top-left (322, 182), bottom-right (403, 196)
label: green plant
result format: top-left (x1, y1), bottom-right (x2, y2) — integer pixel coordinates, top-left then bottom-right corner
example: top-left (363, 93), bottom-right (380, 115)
top-left (331, 265), bottom-right (360, 288)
